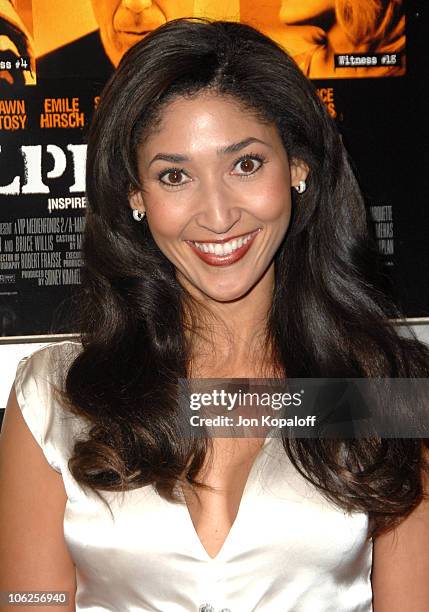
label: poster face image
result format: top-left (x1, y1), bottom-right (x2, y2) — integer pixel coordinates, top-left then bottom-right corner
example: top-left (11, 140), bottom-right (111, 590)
top-left (253, 0), bottom-right (406, 79)
top-left (35, 0), bottom-right (195, 80)
top-left (0, 0), bottom-right (36, 87)
top-left (0, 1), bottom-right (426, 338)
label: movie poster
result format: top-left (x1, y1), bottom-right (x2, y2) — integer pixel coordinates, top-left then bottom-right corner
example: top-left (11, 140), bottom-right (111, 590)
top-left (0, 0), bottom-right (426, 337)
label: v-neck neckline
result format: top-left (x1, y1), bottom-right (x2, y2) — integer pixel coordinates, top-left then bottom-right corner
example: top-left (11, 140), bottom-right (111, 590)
top-left (180, 435), bottom-right (272, 562)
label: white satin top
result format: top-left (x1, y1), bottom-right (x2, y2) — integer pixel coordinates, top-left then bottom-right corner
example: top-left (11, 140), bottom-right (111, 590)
top-left (15, 341), bottom-right (373, 612)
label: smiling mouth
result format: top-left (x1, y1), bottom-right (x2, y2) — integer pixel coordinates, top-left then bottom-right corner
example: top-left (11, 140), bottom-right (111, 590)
top-left (185, 229), bottom-right (261, 266)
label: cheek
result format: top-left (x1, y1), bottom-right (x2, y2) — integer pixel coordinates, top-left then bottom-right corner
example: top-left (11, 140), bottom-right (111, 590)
top-left (92, 3), bottom-right (111, 28)
top-left (245, 179), bottom-right (291, 223)
top-left (145, 197), bottom-right (187, 241)
top-left (162, 0), bottom-right (194, 18)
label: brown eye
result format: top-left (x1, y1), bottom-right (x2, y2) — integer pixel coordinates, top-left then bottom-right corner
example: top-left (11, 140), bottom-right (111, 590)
top-left (159, 168), bottom-right (190, 187)
top-left (240, 159), bottom-right (255, 173)
top-left (232, 155), bottom-right (264, 177)
top-left (167, 170), bottom-right (182, 184)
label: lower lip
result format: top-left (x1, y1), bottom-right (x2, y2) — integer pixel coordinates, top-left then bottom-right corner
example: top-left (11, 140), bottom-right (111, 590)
top-left (117, 31), bottom-right (151, 44)
top-left (185, 230), bottom-right (261, 267)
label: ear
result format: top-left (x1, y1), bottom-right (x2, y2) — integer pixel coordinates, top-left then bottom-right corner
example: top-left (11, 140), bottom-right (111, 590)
top-left (290, 158), bottom-right (310, 189)
top-left (128, 189), bottom-right (146, 214)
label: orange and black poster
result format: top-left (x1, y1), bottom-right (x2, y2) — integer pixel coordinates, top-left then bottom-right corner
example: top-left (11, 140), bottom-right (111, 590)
top-left (0, 0), bottom-right (427, 336)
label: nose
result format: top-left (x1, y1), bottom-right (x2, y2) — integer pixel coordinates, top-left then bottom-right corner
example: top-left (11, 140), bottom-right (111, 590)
top-left (195, 182), bottom-right (241, 236)
top-left (122, 0), bottom-right (153, 13)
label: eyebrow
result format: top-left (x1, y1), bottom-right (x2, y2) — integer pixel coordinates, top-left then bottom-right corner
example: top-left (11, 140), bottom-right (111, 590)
top-left (148, 137), bottom-right (272, 167)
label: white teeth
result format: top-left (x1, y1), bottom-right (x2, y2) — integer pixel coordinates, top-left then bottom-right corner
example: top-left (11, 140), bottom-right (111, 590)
top-left (193, 232), bottom-right (256, 256)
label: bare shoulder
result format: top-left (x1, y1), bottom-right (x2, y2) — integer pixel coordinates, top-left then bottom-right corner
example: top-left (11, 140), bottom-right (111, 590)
top-left (371, 443), bottom-right (429, 612)
top-left (0, 385), bottom-right (76, 611)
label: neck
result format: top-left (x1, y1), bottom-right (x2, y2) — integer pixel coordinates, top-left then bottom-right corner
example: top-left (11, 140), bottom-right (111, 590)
top-left (181, 263), bottom-right (279, 378)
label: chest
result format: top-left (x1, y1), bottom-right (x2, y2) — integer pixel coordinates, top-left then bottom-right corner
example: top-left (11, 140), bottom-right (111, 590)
top-left (63, 440), bottom-right (373, 610)
top-left (64, 437), bottom-right (371, 566)
top-left (181, 438), bottom-right (267, 559)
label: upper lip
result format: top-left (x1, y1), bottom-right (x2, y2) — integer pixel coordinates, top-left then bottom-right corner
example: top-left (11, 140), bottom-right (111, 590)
top-left (187, 229), bottom-right (260, 244)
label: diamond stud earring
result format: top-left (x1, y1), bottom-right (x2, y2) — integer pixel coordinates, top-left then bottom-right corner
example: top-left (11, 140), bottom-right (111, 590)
top-left (132, 209), bottom-right (145, 221)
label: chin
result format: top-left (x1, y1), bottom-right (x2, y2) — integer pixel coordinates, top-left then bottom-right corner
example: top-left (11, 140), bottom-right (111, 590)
top-left (177, 268), bottom-right (262, 303)
top-left (200, 281), bottom-right (258, 304)
top-left (205, 292), bottom-right (247, 304)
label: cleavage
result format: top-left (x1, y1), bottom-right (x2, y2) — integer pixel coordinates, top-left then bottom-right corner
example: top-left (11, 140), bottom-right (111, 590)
top-left (181, 437), bottom-right (265, 559)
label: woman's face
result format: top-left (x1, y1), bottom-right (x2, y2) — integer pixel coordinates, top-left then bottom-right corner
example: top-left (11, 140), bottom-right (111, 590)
top-left (130, 92), bottom-right (307, 303)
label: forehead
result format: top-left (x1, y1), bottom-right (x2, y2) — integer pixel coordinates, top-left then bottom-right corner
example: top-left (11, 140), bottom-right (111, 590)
top-left (139, 93), bottom-right (280, 153)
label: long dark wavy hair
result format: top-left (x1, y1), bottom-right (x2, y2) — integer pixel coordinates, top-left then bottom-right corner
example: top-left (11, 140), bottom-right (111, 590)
top-left (64, 18), bottom-right (429, 536)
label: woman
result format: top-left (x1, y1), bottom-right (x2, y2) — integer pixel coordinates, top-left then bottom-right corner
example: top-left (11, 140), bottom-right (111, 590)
top-left (1, 18), bottom-right (428, 612)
